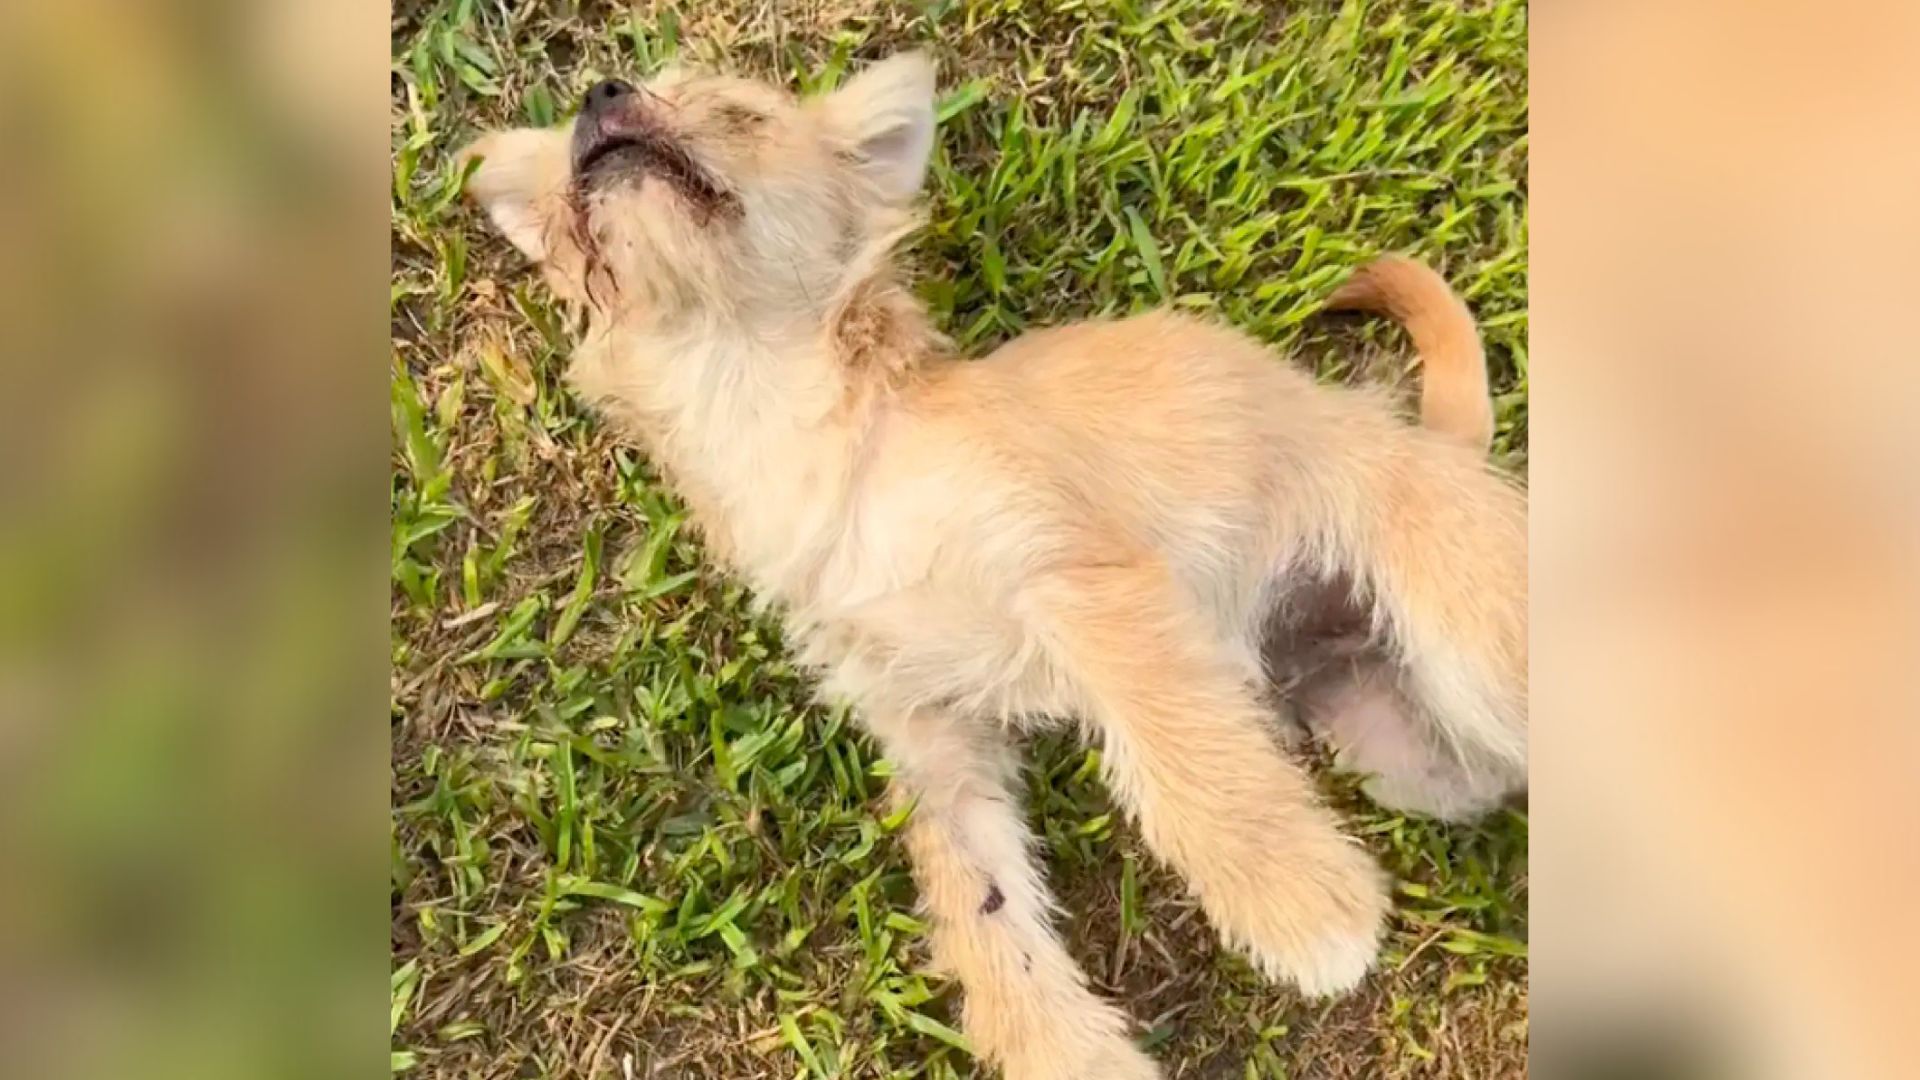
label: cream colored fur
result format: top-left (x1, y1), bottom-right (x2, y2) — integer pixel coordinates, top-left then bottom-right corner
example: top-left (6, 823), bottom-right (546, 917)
top-left (465, 53), bottom-right (1527, 1080)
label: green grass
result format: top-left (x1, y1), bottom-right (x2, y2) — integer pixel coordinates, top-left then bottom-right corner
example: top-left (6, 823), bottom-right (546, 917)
top-left (391, 1), bottom-right (1528, 1076)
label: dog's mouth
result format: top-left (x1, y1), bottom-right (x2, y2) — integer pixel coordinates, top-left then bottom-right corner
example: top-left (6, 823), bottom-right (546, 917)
top-left (570, 114), bottom-right (739, 221)
top-left (573, 133), bottom-right (647, 178)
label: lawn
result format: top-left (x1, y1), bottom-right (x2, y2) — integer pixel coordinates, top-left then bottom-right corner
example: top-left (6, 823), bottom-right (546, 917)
top-left (390, 1), bottom-right (1529, 1077)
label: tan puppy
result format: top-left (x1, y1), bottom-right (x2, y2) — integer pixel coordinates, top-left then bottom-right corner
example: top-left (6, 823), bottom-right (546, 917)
top-left (464, 53), bottom-right (1526, 1080)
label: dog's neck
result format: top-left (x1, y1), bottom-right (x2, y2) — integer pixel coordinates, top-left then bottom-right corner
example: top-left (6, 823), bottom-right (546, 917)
top-left (569, 275), bottom-right (943, 597)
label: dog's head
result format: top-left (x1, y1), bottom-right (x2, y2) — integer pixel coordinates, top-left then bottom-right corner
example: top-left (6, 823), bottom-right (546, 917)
top-left (462, 53), bottom-right (935, 327)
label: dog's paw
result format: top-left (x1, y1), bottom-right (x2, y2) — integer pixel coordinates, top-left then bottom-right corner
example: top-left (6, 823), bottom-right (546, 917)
top-left (1259, 878), bottom-right (1383, 998)
top-left (1197, 814), bottom-right (1388, 997)
top-left (1002, 1032), bottom-right (1162, 1080)
top-left (970, 983), bottom-right (1163, 1080)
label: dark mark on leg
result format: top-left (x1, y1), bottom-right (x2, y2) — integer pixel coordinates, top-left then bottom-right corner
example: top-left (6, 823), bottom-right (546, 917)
top-left (981, 883), bottom-right (1005, 915)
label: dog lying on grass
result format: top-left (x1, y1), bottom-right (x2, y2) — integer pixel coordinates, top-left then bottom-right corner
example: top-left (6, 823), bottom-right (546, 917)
top-left (464, 52), bottom-right (1525, 1080)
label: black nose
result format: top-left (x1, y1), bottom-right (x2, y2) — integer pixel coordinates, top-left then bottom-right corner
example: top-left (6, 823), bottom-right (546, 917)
top-left (582, 79), bottom-right (634, 117)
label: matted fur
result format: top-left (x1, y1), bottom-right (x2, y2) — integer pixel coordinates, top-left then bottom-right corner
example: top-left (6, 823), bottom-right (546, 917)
top-left (465, 52), bottom-right (1527, 1080)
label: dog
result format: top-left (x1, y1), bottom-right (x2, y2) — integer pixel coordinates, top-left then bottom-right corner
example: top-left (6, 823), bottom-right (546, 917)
top-left (463, 52), bottom-right (1526, 1080)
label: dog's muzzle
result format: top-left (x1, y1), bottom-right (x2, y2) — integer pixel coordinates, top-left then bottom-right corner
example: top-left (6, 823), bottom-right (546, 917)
top-left (567, 79), bottom-right (739, 221)
top-left (571, 79), bottom-right (653, 177)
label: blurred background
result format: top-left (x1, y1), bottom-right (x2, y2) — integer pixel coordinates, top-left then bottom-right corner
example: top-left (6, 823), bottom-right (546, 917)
top-left (1532, 3), bottom-right (1920, 1078)
top-left (0, 2), bottom-right (386, 1078)
top-left (0, 1), bottom-right (1913, 1078)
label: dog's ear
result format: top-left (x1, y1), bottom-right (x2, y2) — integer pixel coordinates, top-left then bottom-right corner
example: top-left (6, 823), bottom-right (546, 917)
top-left (460, 128), bottom-right (589, 303)
top-left (821, 52), bottom-right (938, 202)
top-left (460, 128), bottom-right (572, 261)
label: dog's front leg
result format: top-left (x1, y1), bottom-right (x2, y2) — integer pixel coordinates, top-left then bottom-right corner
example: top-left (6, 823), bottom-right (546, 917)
top-left (869, 706), bottom-right (1159, 1080)
top-left (1023, 558), bottom-right (1388, 996)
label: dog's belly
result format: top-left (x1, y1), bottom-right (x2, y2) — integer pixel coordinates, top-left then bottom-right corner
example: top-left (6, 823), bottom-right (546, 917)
top-left (796, 554), bottom-right (1277, 728)
top-left (787, 525), bottom-right (1282, 727)
top-left (796, 588), bottom-right (1073, 724)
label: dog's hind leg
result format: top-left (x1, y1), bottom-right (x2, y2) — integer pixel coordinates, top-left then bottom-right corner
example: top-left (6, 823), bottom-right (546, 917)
top-left (870, 706), bottom-right (1159, 1080)
top-left (1021, 557), bottom-right (1386, 996)
top-left (1335, 442), bottom-right (1529, 816)
top-left (1258, 402), bottom-right (1528, 820)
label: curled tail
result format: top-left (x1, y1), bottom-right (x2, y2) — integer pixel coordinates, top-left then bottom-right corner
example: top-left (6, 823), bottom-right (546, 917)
top-left (1326, 256), bottom-right (1494, 451)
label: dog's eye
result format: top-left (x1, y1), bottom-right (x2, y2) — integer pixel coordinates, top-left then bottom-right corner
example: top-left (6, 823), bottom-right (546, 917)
top-left (715, 103), bottom-right (767, 133)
